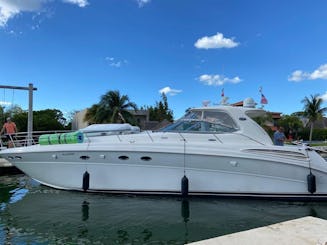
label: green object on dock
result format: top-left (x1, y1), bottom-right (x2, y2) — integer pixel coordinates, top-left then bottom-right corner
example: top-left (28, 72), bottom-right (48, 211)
top-left (39, 131), bottom-right (84, 145)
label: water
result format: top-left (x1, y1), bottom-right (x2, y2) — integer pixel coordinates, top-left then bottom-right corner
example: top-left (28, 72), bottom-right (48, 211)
top-left (1, 175), bottom-right (327, 244)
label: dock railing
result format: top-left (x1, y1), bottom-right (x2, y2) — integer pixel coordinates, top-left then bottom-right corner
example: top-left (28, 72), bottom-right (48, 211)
top-left (0, 130), bottom-right (72, 149)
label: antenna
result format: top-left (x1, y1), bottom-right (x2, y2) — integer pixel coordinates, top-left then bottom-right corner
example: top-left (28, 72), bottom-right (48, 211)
top-left (220, 96), bottom-right (229, 105)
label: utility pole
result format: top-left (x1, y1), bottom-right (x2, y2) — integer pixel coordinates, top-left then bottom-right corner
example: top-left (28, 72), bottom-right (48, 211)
top-left (0, 83), bottom-right (37, 145)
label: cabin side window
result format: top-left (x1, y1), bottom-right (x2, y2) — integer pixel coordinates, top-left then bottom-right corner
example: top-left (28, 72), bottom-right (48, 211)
top-left (202, 111), bottom-right (239, 133)
top-left (161, 110), bottom-right (238, 133)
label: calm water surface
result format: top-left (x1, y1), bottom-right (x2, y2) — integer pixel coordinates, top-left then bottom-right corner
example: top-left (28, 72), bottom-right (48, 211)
top-left (1, 174), bottom-right (327, 244)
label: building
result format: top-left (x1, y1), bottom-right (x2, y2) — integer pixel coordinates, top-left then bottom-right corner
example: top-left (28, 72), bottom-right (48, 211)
top-left (71, 109), bottom-right (88, 130)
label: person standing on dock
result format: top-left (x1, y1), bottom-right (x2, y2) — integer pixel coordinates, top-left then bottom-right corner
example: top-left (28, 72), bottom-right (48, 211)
top-left (273, 126), bottom-right (286, 146)
top-left (0, 117), bottom-right (17, 148)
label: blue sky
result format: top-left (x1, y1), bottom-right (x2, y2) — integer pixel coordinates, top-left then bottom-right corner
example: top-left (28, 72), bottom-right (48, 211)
top-left (0, 0), bottom-right (326, 119)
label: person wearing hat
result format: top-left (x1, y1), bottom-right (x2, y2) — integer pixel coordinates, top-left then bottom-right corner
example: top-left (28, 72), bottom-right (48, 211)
top-left (0, 117), bottom-right (17, 147)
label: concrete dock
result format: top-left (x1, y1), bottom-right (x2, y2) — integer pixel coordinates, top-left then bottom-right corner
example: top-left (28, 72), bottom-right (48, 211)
top-left (188, 216), bottom-right (327, 245)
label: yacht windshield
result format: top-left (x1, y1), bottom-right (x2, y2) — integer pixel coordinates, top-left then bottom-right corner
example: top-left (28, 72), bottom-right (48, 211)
top-left (161, 110), bottom-right (239, 133)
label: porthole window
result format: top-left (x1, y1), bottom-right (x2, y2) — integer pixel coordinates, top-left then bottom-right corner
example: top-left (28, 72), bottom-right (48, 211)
top-left (118, 156), bottom-right (129, 160)
top-left (141, 156), bottom-right (152, 161)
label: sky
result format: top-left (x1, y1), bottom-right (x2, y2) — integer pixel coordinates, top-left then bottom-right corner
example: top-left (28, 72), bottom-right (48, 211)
top-left (0, 0), bottom-right (326, 120)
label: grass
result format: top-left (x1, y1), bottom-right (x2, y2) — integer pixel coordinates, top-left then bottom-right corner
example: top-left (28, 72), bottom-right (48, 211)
top-left (310, 142), bottom-right (327, 147)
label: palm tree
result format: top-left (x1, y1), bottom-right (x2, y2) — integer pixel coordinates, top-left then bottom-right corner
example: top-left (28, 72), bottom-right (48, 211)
top-left (84, 104), bottom-right (99, 124)
top-left (301, 94), bottom-right (327, 141)
top-left (84, 90), bottom-right (137, 124)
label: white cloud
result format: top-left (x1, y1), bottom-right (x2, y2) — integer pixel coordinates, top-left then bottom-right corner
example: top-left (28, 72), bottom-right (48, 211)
top-left (310, 64), bottom-right (327, 80)
top-left (159, 86), bottom-right (182, 96)
top-left (136, 0), bottom-right (151, 7)
top-left (105, 57), bottom-right (128, 68)
top-left (62, 0), bottom-right (89, 8)
top-left (199, 74), bottom-right (242, 86)
top-left (288, 64), bottom-right (327, 82)
top-left (0, 0), bottom-right (45, 27)
top-left (288, 70), bottom-right (310, 82)
top-left (194, 32), bottom-right (239, 49)
top-left (0, 101), bottom-right (12, 106)
top-left (0, 0), bottom-right (88, 27)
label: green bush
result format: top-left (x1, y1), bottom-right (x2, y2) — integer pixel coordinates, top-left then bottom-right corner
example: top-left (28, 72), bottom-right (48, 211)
top-left (297, 128), bottom-right (327, 141)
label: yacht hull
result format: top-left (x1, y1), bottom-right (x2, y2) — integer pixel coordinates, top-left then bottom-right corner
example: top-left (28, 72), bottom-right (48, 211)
top-left (2, 105), bottom-right (327, 200)
top-left (4, 144), bottom-right (327, 199)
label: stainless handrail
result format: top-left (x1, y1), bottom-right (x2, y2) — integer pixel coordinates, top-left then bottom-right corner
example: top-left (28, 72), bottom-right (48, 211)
top-left (0, 130), bottom-right (72, 149)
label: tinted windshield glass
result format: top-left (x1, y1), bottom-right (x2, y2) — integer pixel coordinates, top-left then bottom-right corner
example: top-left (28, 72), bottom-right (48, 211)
top-left (161, 110), bottom-right (239, 133)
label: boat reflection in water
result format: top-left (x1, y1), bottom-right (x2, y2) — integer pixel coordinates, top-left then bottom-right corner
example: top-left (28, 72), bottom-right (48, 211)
top-left (2, 176), bottom-right (327, 244)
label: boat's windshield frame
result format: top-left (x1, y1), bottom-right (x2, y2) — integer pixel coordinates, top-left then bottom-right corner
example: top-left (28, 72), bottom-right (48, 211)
top-left (161, 109), bottom-right (240, 134)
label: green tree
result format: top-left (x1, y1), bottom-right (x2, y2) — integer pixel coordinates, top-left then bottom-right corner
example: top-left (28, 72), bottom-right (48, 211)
top-left (0, 106), bottom-right (5, 124)
top-left (301, 94), bottom-right (327, 141)
top-left (12, 111), bottom-right (28, 132)
top-left (84, 90), bottom-right (138, 124)
top-left (84, 104), bottom-right (99, 124)
top-left (148, 93), bottom-right (173, 122)
top-left (34, 109), bottom-right (67, 131)
top-left (252, 113), bottom-right (273, 137)
top-left (10, 109), bottom-right (67, 132)
top-left (0, 104), bottom-right (24, 124)
top-left (278, 114), bottom-right (303, 139)
top-left (6, 105), bottom-right (24, 116)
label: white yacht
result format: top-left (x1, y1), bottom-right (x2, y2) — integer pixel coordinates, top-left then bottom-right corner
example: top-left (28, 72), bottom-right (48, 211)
top-left (1, 100), bottom-right (327, 199)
